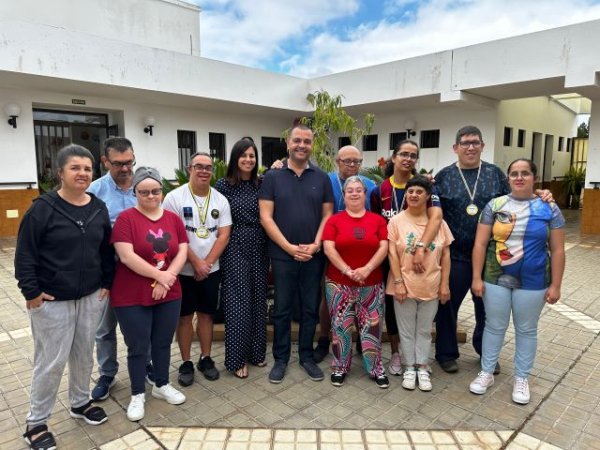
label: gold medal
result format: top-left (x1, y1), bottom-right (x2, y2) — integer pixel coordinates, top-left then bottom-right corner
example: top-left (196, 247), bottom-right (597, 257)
top-left (196, 226), bottom-right (209, 238)
top-left (466, 204), bottom-right (479, 216)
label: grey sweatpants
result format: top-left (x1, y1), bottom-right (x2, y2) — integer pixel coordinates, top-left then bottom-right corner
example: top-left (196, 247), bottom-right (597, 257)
top-left (26, 291), bottom-right (105, 427)
top-left (394, 298), bottom-right (439, 367)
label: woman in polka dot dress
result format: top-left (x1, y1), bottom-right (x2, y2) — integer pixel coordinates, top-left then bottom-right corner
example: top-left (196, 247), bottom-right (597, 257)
top-left (215, 139), bottom-right (269, 378)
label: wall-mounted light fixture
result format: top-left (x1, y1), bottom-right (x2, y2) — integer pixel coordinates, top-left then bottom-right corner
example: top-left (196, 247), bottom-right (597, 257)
top-left (143, 116), bottom-right (156, 136)
top-left (404, 119), bottom-right (417, 137)
top-left (4, 103), bottom-right (21, 129)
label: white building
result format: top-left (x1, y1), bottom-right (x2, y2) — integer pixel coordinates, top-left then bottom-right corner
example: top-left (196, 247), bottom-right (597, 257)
top-left (1, 0), bottom-right (599, 236)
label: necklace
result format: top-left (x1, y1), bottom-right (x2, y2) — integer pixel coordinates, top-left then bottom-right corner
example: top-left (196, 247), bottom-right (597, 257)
top-left (455, 162), bottom-right (482, 216)
top-left (390, 175), bottom-right (409, 212)
top-left (188, 183), bottom-right (211, 238)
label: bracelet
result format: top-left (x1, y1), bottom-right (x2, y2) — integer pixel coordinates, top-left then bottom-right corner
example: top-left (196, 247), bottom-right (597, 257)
top-left (393, 278), bottom-right (404, 284)
top-left (342, 267), bottom-right (351, 275)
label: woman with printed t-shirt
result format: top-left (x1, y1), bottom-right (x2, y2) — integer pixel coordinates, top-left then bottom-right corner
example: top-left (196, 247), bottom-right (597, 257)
top-left (322, 176), bottom-right (390, 388)
top-left (387, 176), bottom-right (453, 392)
top-left (111, 167), bottom-right (189, 422)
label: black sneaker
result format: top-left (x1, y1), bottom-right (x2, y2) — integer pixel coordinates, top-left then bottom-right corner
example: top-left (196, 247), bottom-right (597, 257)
top-left (330, 371), bottom-right (346, 387)
top-left (300, 360), bottom-right (324, 381)
top-left (90, 375), bottom-right (116, 401)
top-left (268, 361), bottom-right (287, 384)
top-left (23, 424), bottom-right (56, 450)
top-left (70, 401), bottom-right (108, 425)
top-left (313, 337), bottom-right (330, 363)
top-left (374, 374), bottom-right (390, 389)
top-left (198, 356), bottom-right (220, 381)
top-left (439, 359), bottom-right (459, 373)
top-left (178, 361), bottom-right (195, 387)
top-left (494, 361), bottom-right (501, 375)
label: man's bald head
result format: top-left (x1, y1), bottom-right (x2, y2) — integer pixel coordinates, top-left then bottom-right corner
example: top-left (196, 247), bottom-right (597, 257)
top-left (336, 145), bottom-right (363, 179)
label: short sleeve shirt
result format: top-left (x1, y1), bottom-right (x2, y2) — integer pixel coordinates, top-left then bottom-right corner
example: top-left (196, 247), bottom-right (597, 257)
top-left (88, 174), bottom-right (136, 226)
top-left (435, 161), bottom-right (510, 262)
top-left (110, 208), bottom-right (189, 307)
top-left (370, 176), bottom-right (441, 222)
top-left (387, 212), bottom-right (454, 300)
top-left (479, 195), bottom-right (565, 290)
top-left (322, 211), bottom-right (387, 286)
top-left (162, 185), bottom-right (232, 276)
top-left (259, 165), bottom-right (334, 261)
top-left (329, 172), bottom-right (376, 213)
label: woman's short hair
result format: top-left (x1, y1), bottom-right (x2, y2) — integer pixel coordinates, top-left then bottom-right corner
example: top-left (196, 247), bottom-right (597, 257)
top-left (57, 144), bottom-right (94, 170)
top-left (342, 175), bottom-right (367, 192)
top-left (405, 175), bottom-right (432, 195)
top-left (507, 158), bottom-right (538, 177)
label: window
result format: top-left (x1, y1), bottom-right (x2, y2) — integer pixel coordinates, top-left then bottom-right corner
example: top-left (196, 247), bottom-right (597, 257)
top-left (389, 132), bottom-right (408, 151)
top-left (261, 137), bottom-right (287, 168)
top-left (362, 134), bottom-right (378, 152)
top-left (517, 129), bottom-right (525, 148)
top-left (177, 130), bottom-right (196, 170)
top-left (338, 136), bottom-right (351, 149)
top-left (503, 127), bottom-right (513, 146)
top-left (558, 136), bottom-right (564, 152)
top-left (566, 138), bottom-right (572, 153)
top-left (209, 132), bottom-right (226, 161)
top-left (419, 129), bottom-right (440, 149)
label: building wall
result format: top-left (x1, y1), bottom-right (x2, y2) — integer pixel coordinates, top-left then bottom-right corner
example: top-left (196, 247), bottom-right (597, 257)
top-left (0, 0), bottom-right (201, 56)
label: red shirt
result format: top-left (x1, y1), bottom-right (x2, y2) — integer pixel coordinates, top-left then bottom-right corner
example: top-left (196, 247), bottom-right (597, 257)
top-left (322, 211), bottom-right (388, 286)
top-left (110, 208), bottom-right (188, 307)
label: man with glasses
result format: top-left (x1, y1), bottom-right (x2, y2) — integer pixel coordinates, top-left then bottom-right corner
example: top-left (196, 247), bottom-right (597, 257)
top-left (89, 137), bottom-right (143, 401)
top-left (162, 152), bottom-right (232, 386)
top-left (260, 125), bottom-right (333, 383)
top-left (434, 126), bottom-right (510, 374)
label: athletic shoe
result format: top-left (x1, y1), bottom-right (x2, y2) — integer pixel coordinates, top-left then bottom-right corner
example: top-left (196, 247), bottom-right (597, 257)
top-left (178, 361), bottom-right (194, 387)
top-left (70, 401), bottom-right (108, 425)
top-left (268, 361), bottom-right (287, 384)
top-left (90, 375), bottom-right (116, 401)
top-left (198, 356), bottom-right (220, 381)
top-left (313, 337), bottom-right (330, 363)
top-left (388, 352), bottom-right (402, 375)
top-left (152, 383), bottom-right (186, 405)
top-left (126, 394), bottom-right (145, 422)
top-left (512, 377), bottom-right (530, 404)
top-left (300, 360), bottom-right (324, 381)
top-left (330, 371), bottom-right (346, 387)
top-left (439, 359), bottom-right (459, 373)
top-left (402, 368), bottom-right (417, 390)
top-left (374, 374), bottom-right (390, 389)
top-left (469, 371), bottom-right (494, 395)
top-left (417, 368), bottom-right (432, 391)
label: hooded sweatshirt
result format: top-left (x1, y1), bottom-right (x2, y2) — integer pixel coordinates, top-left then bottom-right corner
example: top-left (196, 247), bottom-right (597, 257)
top-left (15, 191), bottom-right (115, 301)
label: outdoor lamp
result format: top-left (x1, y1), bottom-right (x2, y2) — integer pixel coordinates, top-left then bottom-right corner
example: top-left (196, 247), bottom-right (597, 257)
top-left (144, 116), bottom-right (156, 136)
top-left (5, 103), bottom-right (21, 129)
top-left (404, 119), bottom-right (416, 137)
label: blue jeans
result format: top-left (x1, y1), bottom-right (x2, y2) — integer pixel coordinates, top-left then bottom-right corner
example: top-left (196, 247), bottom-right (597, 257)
top-left (95, 300), bottom-right (119, 377)
top-left (271, 256), bottom-right (324, 364)
top-left (435, 259), bottom-right (486, 362)
top-left (114, 300), bottom-right (181, 395)
top-left (481, 283), bottom-right (546, 378)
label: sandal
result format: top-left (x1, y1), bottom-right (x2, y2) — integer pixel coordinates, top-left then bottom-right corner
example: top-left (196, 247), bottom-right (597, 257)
top-left (70, 400), bottom-right (108, 425)
top-left (234, 364), bottom-right (249, 378)
top-left (251, 360), bottom-right (267, 367)
top-left (23, 424), bottom-right (56, 450)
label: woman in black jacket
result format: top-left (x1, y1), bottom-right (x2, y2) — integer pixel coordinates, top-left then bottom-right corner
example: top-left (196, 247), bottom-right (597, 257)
top-left (15, 145), bottom-right (114, 450)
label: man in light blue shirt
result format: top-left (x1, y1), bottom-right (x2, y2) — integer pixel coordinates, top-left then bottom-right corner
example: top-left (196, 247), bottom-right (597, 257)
top-left (328, 145), bottom-right (376, 213)
top-left (87, 137), bottom-right (139, 400)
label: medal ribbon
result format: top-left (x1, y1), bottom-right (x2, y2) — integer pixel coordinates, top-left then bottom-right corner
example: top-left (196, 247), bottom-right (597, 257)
top-left (188, 183), bottom-right (211, 227)
top-left (455, 162), bottom-right (481, 206)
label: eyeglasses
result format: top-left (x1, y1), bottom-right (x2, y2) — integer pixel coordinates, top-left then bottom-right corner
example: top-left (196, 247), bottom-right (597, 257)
top-left (344, 188), bottom-right (365, 194)
top-left (508, 171), bottom-right (533, 179)
top-left (339, 159), bottom-right (363, 167)
top-left (108, 159), bottom-right (136, 168)
top-left (137, 188), bottom-right (162, 197)
top-left (189, 164), bottom-right (213, 173)
top-left (397, 151), bottom-right (418, 160)
top-left (458, 140), bottom-right (483, 149)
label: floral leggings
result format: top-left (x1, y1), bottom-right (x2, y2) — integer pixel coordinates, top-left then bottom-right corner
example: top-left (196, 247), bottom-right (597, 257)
top-left (325, 279), bottom-right (385, 377)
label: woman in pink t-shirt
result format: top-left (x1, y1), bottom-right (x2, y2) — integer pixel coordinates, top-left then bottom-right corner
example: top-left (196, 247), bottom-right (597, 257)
top-left (387, 176), bottom-right (453, 392)
top-left (322, 176), bottom-right (390, 388)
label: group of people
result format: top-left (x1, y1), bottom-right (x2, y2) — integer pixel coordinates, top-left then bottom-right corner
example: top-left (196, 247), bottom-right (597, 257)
top-left (14, 125), bottom-right (565, 450)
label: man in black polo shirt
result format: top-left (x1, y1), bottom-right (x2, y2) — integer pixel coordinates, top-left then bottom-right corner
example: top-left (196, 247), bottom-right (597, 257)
top-left (259, 125), bottom-right (334, 383)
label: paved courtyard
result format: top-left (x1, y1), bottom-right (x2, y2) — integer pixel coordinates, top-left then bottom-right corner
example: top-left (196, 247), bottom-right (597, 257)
top-left (1, 210), bottom-right (599, 449)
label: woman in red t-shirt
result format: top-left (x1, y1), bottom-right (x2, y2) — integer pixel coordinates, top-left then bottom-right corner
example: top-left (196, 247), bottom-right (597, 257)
top-left (322, 176), bottom-right (390, 388)
top-left (111, 167), bottom-right (189, 422)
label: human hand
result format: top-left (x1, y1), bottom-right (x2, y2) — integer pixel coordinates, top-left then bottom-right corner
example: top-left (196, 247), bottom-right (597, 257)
top-left (294, 244), bottom-right (314, 262)
top-left (152, 284), bottom-right (169, 301)
top-left (393, 283), bottom-right (407, 303)
top-left (412, 247), bottom-right (426, 273)
top-left (98, 288), bottom-right (109, 301)
top-left (271, 160), bottom-right (284, 170)
top-left (535, 189), bottom-right (554, 203)
top-left (439, 284), bottom-right (450, 304)
top-left (471, 278), bottom-right (485, 298)
top-left (27, 292), bottom-right (55, 310)
top-left (351, 266), bottom-right (372, 284)
top-left (192, 260), bottom-right (212, 280)
top-left (544, 284), bottom-right (561, 304)
top-left (156, 270), bottom-right (177, 289)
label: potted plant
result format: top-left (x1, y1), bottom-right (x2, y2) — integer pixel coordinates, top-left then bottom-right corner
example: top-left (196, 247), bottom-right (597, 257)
top-left (562, 166), bottom-right (586, 209)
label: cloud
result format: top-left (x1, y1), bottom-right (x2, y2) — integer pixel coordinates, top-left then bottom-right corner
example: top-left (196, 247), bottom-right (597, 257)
top-left (194, 0), bottom-right (600, 77)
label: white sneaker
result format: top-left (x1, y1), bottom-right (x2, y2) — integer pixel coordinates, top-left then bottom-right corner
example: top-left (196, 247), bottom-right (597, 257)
top-left (127, 393), bottom-right (145, 421)
top-left (512, 377), bottom-right (530, 404)
top-left (152, 383), bottom-right (186, 405)
top-left (388, 352), bottom-right (402, 375)
top-left (469, 371), bottom-right (494, 395)
top-left (417, 368), bottom-right (432, 391)
top-left (402, 368), bottom-right (416, 390)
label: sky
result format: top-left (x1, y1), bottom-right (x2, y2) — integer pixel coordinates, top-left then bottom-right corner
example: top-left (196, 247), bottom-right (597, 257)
top-left (190, 0), bottom-right (600, 78)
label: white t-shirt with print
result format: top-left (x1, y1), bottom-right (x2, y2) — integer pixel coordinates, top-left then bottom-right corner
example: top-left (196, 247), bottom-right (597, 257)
top-left (162, 184), bottom-right (232, 276)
